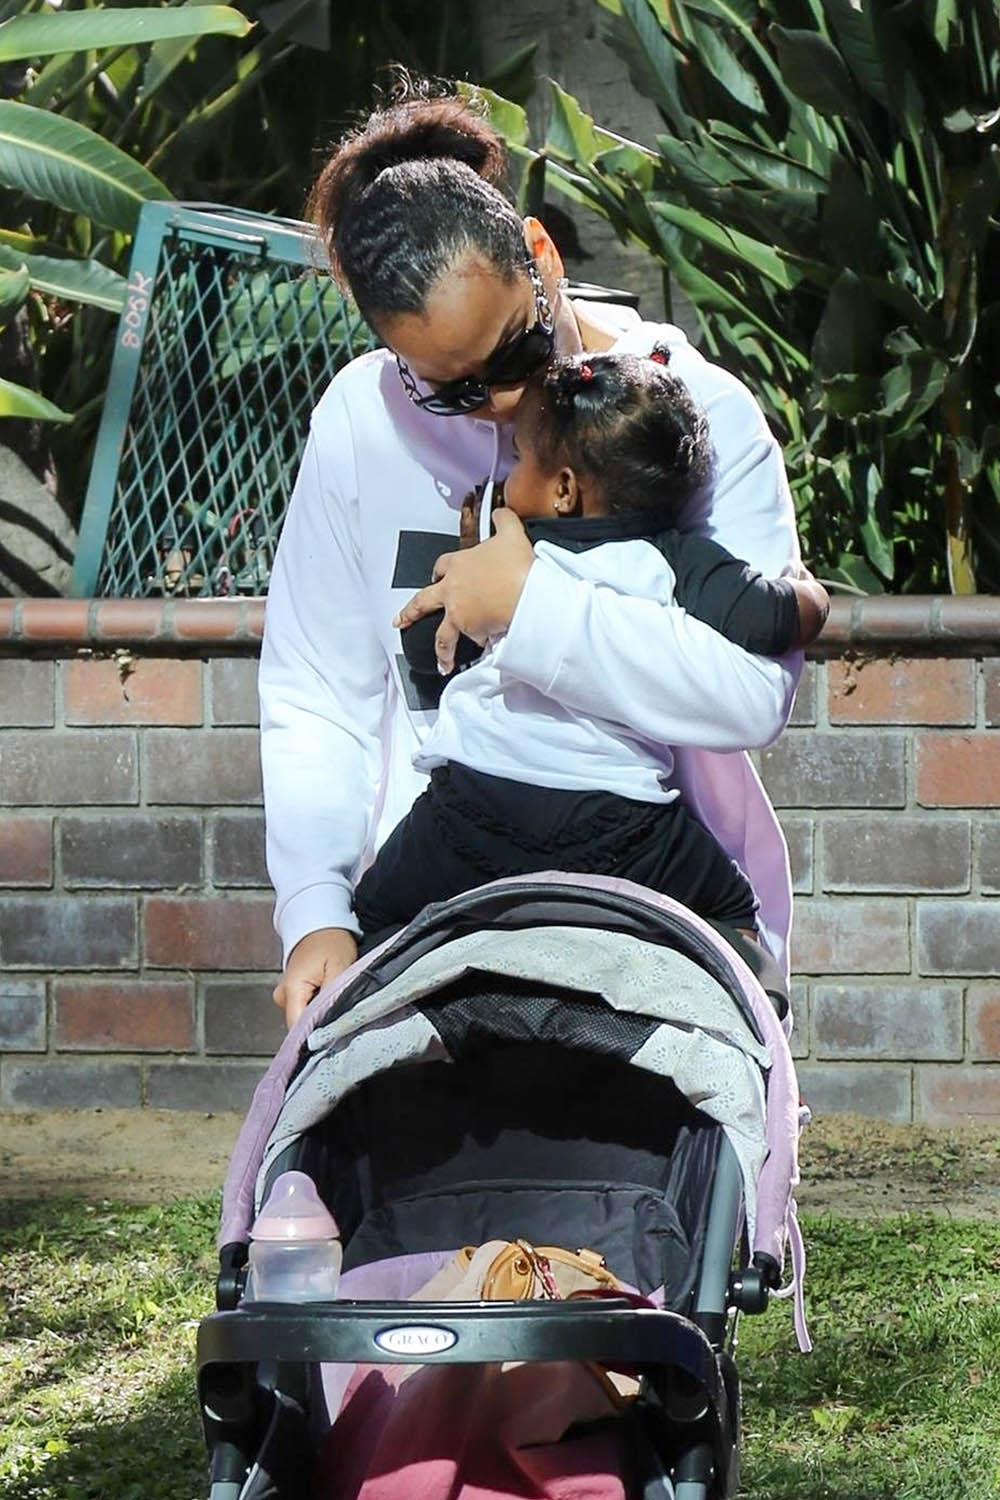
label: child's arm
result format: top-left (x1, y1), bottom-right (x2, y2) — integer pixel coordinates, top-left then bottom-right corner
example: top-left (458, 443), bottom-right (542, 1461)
top-left (663, 530), bottom-right (829, 654)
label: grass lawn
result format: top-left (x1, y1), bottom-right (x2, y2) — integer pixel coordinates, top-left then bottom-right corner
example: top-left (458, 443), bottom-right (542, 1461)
top-left (1, 1198), bottom-right (999, 1499)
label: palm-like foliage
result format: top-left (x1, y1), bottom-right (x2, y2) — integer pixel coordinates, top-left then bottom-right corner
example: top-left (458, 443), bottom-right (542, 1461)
top-left (481, 0), bottom-right (1000, 592)
top-left (3, 2), bottom-right (518, 526)
top-left (0, 5), bottom-right (251, 425)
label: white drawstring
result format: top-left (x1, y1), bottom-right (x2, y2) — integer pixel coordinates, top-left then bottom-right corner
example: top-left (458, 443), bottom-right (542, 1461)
top-left (478, 424), bottom-right (501, 543)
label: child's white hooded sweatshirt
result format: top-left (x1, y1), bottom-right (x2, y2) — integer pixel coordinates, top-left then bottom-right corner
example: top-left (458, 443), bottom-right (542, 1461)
top-left (259, 309), bottom-right (803, 975)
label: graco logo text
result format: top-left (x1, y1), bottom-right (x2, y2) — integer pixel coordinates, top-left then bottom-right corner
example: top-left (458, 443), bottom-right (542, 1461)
top-left (374, 1324), bottom-right (458, 1356)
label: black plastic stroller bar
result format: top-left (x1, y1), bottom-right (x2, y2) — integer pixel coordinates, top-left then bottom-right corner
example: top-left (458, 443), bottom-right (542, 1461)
top-left (198, 1298), bottom-right (720, 1389)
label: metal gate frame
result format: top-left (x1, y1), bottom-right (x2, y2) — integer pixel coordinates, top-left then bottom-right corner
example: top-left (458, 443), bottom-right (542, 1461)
top-left (71, 201), bottom-right (378, 598)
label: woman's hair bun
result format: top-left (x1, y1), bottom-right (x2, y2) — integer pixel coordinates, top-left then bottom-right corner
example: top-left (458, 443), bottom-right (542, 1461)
top-left (313, 88), bottom-right (507, 225)
top-left (353, 97), bottom-right (505, 188)
top-left (308, 75), bottom-right (523, 320)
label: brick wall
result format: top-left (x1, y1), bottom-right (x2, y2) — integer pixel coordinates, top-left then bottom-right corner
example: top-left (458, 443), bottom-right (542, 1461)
top-left (1, 598), bottom-right (998, 1122)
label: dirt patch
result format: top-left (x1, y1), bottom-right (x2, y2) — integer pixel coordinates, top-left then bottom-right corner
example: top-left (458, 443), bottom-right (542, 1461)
top-left (0, 1109), bottom-right (242, 1202)
top-left (799, 1113), bottom-right (1000, 1219)
top-left (2, 1108), bottom-right (1000, 1216)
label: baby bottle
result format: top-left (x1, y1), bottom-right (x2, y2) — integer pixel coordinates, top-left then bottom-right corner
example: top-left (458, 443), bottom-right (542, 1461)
top-left (244, 1170), bottom-right (342, 1302)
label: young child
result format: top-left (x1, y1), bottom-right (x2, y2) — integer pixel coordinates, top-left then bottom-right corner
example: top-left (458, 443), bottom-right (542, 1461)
top-left (353, 348), bottom-right (828, 945)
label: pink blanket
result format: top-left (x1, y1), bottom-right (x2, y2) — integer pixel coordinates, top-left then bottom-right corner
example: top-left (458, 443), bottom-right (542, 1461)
top-left (318, 1360), bottom-right (629, 1500)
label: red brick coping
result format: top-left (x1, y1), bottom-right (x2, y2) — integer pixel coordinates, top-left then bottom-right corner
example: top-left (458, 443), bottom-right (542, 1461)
top-left (0, 596), bottom-right (999, 657)
top-left (0, 599), bottom-right (265, 656)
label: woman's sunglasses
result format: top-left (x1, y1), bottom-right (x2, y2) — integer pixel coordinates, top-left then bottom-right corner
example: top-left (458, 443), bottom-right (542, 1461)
top-left (395, 260), bottom-right (556, 417)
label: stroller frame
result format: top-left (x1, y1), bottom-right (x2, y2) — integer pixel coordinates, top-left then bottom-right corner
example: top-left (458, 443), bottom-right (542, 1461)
top-left (198, 876), bottom-right (799, 1500)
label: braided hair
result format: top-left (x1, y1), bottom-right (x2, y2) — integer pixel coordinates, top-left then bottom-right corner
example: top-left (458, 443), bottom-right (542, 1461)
top-left (522, 346), bottom-right (714, 524)
top-left (308, 79), bottom-right (528, 329)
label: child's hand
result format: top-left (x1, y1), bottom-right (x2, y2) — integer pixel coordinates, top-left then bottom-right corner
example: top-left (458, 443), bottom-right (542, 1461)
top-left (460, 481), bottom-right (506, 548)
top-left (459, 484), bottom-right (486, 548)
top-left (790, 575), bottom-right (831, 649)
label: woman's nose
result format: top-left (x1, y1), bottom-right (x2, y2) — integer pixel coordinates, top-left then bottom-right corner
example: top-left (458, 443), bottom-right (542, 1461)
top-left (484, 384), bottom-right (527, 420)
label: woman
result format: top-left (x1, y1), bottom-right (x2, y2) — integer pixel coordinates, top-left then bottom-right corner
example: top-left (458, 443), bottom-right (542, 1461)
top-left (261, 85), bottom-right (804, 1028)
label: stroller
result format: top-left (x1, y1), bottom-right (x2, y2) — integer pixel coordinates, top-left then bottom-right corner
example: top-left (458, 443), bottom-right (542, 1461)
top-left (198, 873), bottom-right (807, 1500)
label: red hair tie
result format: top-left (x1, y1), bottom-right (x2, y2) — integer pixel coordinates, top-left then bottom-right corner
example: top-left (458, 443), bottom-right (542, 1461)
top-left (579, 363), bottom-right (594, 381)
top-left (649, 349), bottom-right (668, 365)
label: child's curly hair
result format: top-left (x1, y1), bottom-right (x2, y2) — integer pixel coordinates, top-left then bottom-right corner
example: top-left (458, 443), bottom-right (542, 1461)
top-left (522, 346), bottom-right (714, 523)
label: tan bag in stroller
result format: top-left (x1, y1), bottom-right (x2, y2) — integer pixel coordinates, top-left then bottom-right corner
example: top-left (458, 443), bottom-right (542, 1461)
top-left (415, 1239), bottom-right (627, 1302)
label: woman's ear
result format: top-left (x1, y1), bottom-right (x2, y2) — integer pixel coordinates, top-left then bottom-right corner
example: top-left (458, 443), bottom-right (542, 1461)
top-left (553, 467), bottom-right (583, 516)
top-left (522, 216), bottom-right (565, 288)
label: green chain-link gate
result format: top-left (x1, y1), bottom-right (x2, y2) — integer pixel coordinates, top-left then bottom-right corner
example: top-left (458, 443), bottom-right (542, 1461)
top-left (71, 202), bottom-right (379, 598)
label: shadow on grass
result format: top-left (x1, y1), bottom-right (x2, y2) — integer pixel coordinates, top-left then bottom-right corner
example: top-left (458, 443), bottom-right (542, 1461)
top-left (5, 1364), bottom-right (207, 1500)
top-left (1, 1194), bottom-right (219, 1481)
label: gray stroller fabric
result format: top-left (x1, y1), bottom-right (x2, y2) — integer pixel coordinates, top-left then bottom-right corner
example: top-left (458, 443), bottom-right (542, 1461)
top-left (254, 927), bottom-right (770, 1240)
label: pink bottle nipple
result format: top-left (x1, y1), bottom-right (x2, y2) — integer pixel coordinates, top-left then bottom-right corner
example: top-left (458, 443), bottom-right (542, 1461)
top-left (250, 1171), bottom-right (339, 1241)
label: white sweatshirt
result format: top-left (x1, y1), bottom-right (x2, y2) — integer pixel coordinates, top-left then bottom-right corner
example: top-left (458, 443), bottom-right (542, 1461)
top-left (259, 307), bottom-right (803, 971)
top-left (416, 536), bottom-right (695, 801)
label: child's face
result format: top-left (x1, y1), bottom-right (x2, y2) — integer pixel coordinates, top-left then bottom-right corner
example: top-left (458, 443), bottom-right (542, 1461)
top-left (503, 403), bottom-right (568, 519)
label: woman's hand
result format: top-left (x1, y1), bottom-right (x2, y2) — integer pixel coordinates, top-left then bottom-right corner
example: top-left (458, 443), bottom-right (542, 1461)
top-left (272, 927), bottom-right (359, 1030)
top-left (393, 507), bottom-right (534, 675)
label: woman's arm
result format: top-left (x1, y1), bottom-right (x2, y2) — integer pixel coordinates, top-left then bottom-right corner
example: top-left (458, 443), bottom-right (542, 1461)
top-left (397, 351), bottom-right (804, 745)
top-left (260, 405), bottom-right (388, 984)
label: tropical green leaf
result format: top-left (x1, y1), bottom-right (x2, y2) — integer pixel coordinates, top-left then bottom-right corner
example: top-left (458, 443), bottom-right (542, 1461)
top-left (546, 79), bottom-right (602, 164)
top-left (0, 243), bottom-right (125, 311)
top-left (817, 372), bottom-right (882, 418)
top-left (21, 46), bottom-right (86, 109)
top-left (655, 237), bottom-right (809, 369)
top-left (821, 154), bottom-right (884, 274)
top-left (0, 261), bottom-right (29, 311)
top-left (688, 16), bottom-right (764, 113)
top-left (140, 0), bottom-right (237, 111)
top-left (0, 7), bottom-right (250, 62)
top-left (943, 147), bottom-right (1000, 260)
top-left (656, 133), bottom-right (735, 193)
top-left (0, 227), bottom-right (49, 254)
top-left (649, 196), bottom-right (800, 290)
top-left (812, 270), bottom-right (883, 381)
top-left (0, 101), bottom-right (169, 232)
top-left (880, 348), bottom-right (949, 423)
top-left (768, 24), bottom-right (858, 118)
top-left (0, 375), bottom-right (72, 422)
top-left (931, 0), bottom-right (959, 50)
top-left (522, 151), bottom-right (610, 219)
top-left (145, 0), bottom-right (314, 175)
top-left (858, 274), bottom-right (939, 344)
top-left (858, 460), bottom-right (894, 579)
top-left (482, 40), bottom-right (538, 105)
top-left (596, 0), bottom-right (687, 131)
top-left (674, 0), bottom-right (817, 132)
top-left (707, 123), bottom-right (829, 193)
top-left (680, 0), bottom-right (760, 27)
top-left (516, 151), bottom-right (547, 219)
top-left (459, 83), bottom-right (529, 148)
top-left (824, 552), bottom-right (886, 594)
top-left (596, 141), bottom-right (657, 192)
top-left (823, 0), bottom-right (889, 109)
top-left (708, 183), bottom-right (822, 260)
